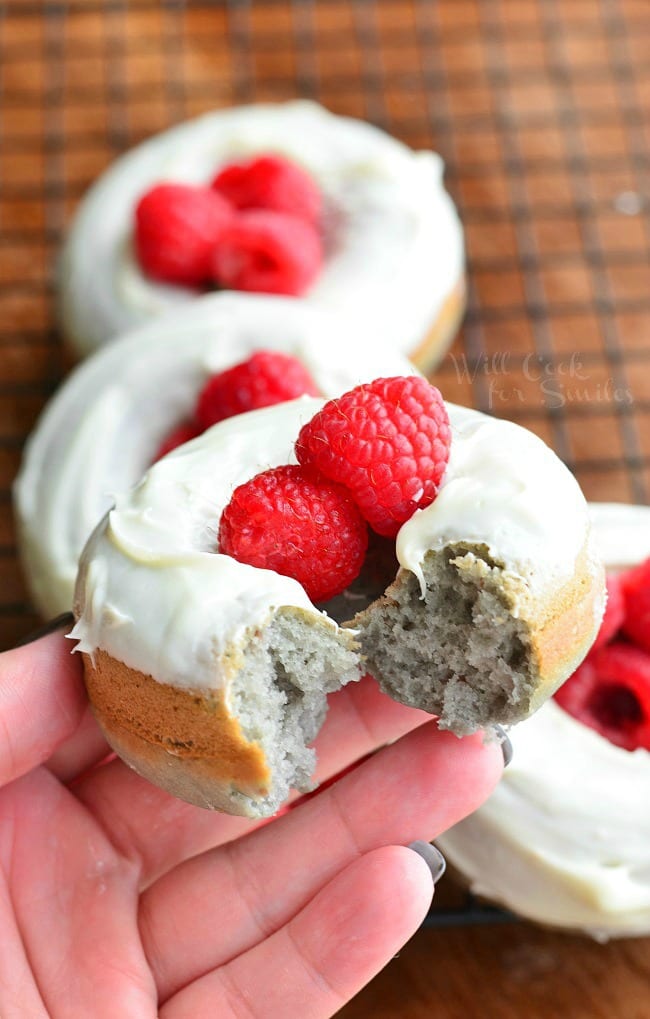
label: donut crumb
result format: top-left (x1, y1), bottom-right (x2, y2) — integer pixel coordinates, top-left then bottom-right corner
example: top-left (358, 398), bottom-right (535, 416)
top-left (228, 607), bottom-right (360, 815)
top-left (352, 544), bottom-right (537, 735)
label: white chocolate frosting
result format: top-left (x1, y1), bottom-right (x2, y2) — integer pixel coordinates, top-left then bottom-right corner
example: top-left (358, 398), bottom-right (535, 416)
top-left (438, 502), bottom-right (650, 939)
top-left (58, 100), bottom-right (464, 358)
top-left (70, 397), bottom-right (594, 700)
top-left (15, 293), bottom-right (414, 618)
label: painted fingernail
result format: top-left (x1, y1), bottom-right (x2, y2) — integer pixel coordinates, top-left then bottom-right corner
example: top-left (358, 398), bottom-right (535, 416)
top-left (407, 841), bottom-right (446, 883)
top-left (494, 725), bottom-right (513, 768)
top-left (15, 612), bottom-right (74, 647)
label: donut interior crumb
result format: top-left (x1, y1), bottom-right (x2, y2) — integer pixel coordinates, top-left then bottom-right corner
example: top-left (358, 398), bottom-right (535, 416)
top-left (228, 607), bottom-right (360, 816)
top-left (351, 544), bottom-right (536, 735)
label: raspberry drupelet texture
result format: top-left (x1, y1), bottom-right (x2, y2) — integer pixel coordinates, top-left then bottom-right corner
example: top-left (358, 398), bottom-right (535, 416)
top-left (621, 557), bottom-right (650, 654)
top-left (592, 573), bottom-right (625, 651)
top-left (212, 154), bottom-right (321, 226)
top-left (210, 210), bottom-right (322, 296)
top-left (218, 465), bottom-right (368, 603)
top-left (196, 351), bottom-right (320, 430)
top-left (295, 376), bottom-right (451, 538)
top-left (555, 642), bottom-right (650, 751)
top-left (135, 183), bottom-right (233, 285)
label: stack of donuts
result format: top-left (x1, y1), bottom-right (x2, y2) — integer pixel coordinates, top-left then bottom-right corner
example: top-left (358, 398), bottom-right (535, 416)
top-left (18, 101), bottom-right (633, 924)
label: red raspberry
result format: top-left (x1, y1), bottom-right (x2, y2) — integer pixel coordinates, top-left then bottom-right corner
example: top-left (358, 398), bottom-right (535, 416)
top-left (621, 557), bottom-right (650, 654)
top-left (154, 421), bottom-right (201, 461)
top-left (592, 572), bottom-right (625, 651)
top-left (295, 376), bottom-right (451, 538)
top-left (210, 211), bottom-right (322, 296)
top-left (196, 351), bottom-right (320, 430)
top-left (135, 183), bottom-right (233, 286)
top-left (218, 464), bottom-right (368, 603)
top-left (211, 154), bottom-right (321, 225)
top-left (555, 642), bottom-right (650, 751)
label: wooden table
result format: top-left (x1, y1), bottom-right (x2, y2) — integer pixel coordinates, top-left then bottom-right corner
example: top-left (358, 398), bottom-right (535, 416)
top-left (1, 1), bottom-right (649, 1015)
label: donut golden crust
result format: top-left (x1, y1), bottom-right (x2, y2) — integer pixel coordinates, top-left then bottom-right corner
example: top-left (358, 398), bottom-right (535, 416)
top-left (409, 277), bottom-right (466, 375)
top-left (524, 540), bottom-right (603, 709)
top-left (82, 650), bottom-right (271, 811)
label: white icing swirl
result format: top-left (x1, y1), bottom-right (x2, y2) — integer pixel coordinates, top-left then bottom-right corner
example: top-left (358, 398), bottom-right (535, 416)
top-left (58, 101), bottom-right (464, 358)
top-left (438, 502), bottom-right (650, 939)
top-left (15, 293), bottom-right (414, 618)
top-left (71, 399), bottom-right (592, 698)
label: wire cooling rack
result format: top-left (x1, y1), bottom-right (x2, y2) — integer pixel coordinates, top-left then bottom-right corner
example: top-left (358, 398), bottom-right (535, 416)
top-left (1, 0), bottom-right (649, 928)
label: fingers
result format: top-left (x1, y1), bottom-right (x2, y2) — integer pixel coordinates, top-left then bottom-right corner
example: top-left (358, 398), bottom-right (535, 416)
top-left (141, 721), bottom-right (502, 1001)
top-left (77, 757), bottom-right (257, 887)
top-left (0, 629), bottom-right (87, 788)
top-left (74, 676), bottom-right (427, 886)
top-left (45, 703), bottom-right (110, 783)
top-left (309, 674), bottom-right (430, 782)
top-left (160, 846), bottom-right (433, 1019)
top-left (0, 881), bottom-right (50, 1017)
top-left (1, 767), bottom-right (157, 1018)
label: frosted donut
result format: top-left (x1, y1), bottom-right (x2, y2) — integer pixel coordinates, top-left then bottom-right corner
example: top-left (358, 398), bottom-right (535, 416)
top-left (70, 397), bottom-right (604, 818)
top-left (15, 292), bottom-right (413, 619)
top-left (58, 100), bottom-right (465, 368)
top-left (437, 502), bottom-right (650, 940)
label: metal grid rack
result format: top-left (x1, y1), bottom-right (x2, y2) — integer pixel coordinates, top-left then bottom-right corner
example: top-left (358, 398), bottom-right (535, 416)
top-left (1, 0), bottom-right (649, 929)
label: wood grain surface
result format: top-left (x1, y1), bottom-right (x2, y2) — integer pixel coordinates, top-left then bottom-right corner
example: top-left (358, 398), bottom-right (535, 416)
top-left (1, 1), bottom-right (649, 1015)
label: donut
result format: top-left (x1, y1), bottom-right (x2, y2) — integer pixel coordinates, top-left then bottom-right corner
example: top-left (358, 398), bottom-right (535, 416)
top-left (70, 393), bottom-right (604, 818)
top-left (15, 293), bottom-right (414, 619)
top-left (437, 502), bottom-right (650, 939)
top-left (58, 101), bottom-right (465, 368)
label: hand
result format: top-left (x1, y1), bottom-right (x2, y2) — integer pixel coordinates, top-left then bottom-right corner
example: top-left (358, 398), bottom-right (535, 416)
top-left (0, 621), bottom-right (503, 1018)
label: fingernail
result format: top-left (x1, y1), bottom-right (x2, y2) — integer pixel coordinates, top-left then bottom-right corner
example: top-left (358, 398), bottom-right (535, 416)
top-left (15, 612), bottom-right (74, 647)
top-left (407, 840), bottom-right (446, 883)
top-left (494, 725), bottom-right (513, 768)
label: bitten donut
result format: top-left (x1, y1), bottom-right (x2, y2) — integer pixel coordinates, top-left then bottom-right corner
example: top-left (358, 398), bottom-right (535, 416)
top-left (70, 392), bottom-right (604, 818)
top-left (437, 502), bottom-right (650, 940)
top-left (59, 101), bottom-right (465, 368)
top-left (15, 293), bottom-right (414, 619)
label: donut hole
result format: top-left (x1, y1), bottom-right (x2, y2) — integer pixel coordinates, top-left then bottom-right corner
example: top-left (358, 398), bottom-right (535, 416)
top-left (317, 533), bottom-right (398, 623)
top-left (351, 543), bottom-right (535, 735)
top-left (227, 607), bottom-right (360, 815)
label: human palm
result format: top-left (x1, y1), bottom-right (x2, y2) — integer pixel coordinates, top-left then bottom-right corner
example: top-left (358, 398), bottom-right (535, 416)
top-left (0, 627), bottom-right (502, 1017)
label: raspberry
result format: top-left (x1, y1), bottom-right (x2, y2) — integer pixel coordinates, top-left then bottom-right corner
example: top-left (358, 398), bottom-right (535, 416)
top-left (196, 351), bottom-right (320, 430)
top-left (555, 642), bottom-right (650, 751)
top-left (211, 154), bottom-right (321, 225)
top-left (210, 211), bottom-right (322, 296)
top-left (592, 572), bottom-right (625, 651)
top-left (218, 465), bottom-right (368, 603)
top-left (295, 376), bottom-right (451, 538)
top-left (621, 557), bottom-right (650, 654)
top-left (135, 183), bottom-right (233, 286)
top-left (154, 421), bottom-right (201, 461)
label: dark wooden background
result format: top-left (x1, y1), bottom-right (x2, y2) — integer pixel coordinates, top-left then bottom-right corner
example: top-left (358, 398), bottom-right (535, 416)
top-left (1, 2), bottom-right (649, 1015)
